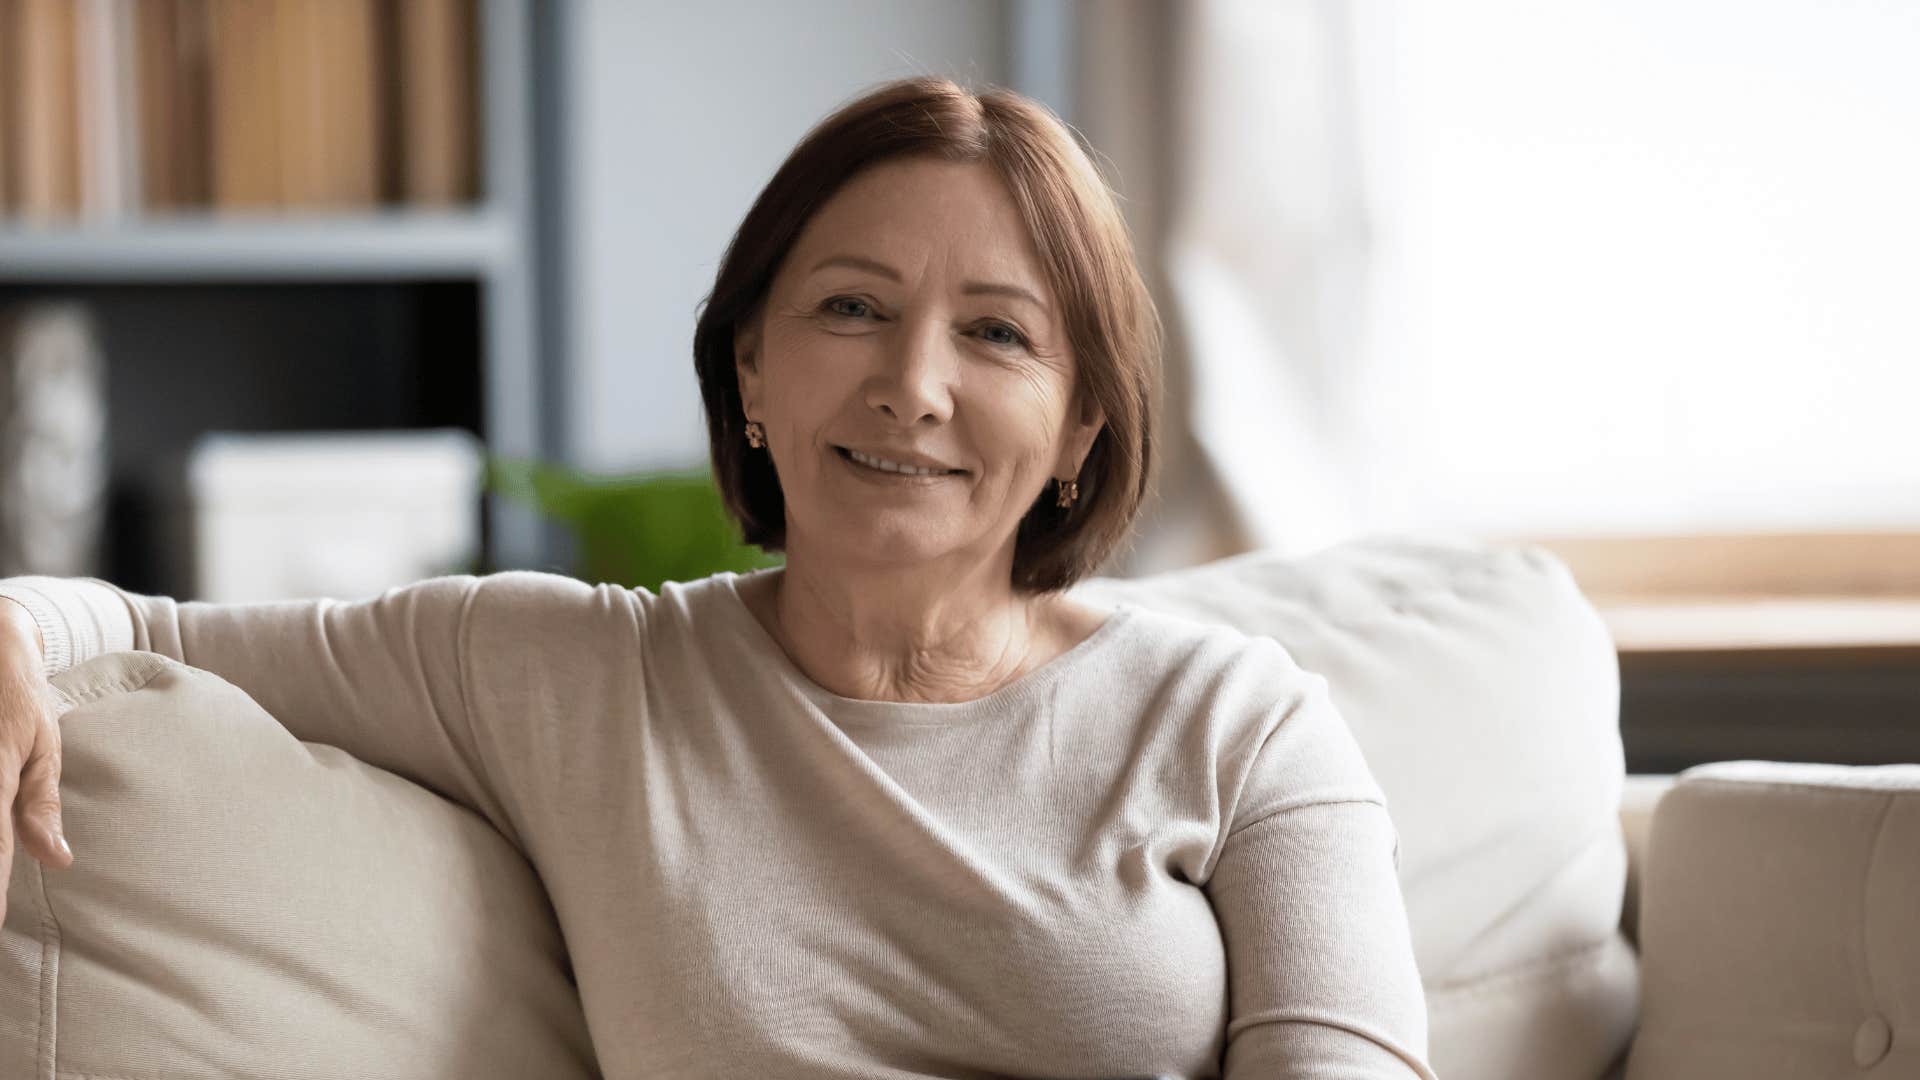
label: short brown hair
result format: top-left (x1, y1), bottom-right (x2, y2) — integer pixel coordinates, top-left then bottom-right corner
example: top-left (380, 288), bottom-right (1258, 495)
top-left (693, 77), bottom-right (1160, 592)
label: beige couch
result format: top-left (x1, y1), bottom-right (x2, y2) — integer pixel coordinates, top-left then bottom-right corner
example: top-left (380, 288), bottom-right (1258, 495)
top-left (5, 535), bottom-right (1914, 1078)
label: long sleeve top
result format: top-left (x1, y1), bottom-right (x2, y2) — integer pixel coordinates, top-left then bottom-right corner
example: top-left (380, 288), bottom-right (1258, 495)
top-left (0, 568), bottom-right (1436, 1080)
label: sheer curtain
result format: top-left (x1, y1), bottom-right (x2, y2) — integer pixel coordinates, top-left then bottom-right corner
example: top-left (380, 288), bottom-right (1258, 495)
top-left (1081, 0), bottom-right (1920, 575)
top-left (1080, 0), bottom-right (1411, 572)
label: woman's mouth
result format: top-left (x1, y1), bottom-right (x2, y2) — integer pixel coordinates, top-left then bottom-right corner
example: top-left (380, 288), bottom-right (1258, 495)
top-left (834, 446), bottom-right (964, 478)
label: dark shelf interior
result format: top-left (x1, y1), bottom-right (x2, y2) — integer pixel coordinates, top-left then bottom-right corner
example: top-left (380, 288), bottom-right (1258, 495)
top-left (1622, 659), bottom-right (1920, 772)
top-left (0, 280), bottom-right (487, 598)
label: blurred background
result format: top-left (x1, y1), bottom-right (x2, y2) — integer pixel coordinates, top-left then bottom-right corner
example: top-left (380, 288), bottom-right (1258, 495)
top-left (1, 0), bottom-right (1916, 768)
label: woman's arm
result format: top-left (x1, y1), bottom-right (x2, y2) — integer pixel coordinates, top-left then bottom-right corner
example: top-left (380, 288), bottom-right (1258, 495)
top-left (1202, 651), bottom-right (1438, 1079)
top-left (1206, 800), bottom-right (1437, 1079)
top-left (0, 570), bottom-right (624, 857)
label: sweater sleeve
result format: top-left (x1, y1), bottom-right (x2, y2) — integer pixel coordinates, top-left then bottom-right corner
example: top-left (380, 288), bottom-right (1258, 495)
top-left (1203, 660), bottom-right (1438, 1080)
top-left (0, 569), bottom-right (621, 859)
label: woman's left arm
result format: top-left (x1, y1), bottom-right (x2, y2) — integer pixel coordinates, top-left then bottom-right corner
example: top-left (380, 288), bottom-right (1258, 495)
top-left (1205, 797), bottom-right (1438, 1079)
top-left (1201, 650), bottom-right (1439, 1079)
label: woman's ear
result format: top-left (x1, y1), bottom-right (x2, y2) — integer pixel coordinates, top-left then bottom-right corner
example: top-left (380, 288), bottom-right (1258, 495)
top-left (1056, 392), bottom-right (1106, 477)
top-left (733, 315), bottom-right (765, 418)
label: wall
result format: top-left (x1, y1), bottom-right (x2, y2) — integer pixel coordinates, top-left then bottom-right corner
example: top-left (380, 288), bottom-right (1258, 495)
top-left (558, 0), bottom-right (1011, 473)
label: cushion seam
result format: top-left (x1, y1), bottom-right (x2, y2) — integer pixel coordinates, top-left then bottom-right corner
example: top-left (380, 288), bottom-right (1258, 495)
top-left (1860, 793), bottom-right (1898, 1010)
top-left (50, 655), bottom-right (173, 714)
top-left (33, 850), bottom-right (62, 1079)
top-left (1681, 776), bottom-right (1920, 796)
top-left (1425, 934), bottom-right (1624, 999)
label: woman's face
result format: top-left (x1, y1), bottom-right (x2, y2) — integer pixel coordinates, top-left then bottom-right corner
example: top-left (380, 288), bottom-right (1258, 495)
top-left (736, 158), bottom-right (1103, 576)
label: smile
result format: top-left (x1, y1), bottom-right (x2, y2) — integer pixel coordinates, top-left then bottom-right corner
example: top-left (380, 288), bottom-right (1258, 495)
top-left (835, 446), bottom-right (963, 478)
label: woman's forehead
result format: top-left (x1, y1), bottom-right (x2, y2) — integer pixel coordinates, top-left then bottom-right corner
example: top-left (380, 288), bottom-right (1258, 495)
top-left (788, 160), bottom-right (1051, 293)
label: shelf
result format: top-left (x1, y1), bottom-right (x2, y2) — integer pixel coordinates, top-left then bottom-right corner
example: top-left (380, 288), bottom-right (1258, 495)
top-left (0, 210), bottom-right (517, 282)
top-left (1602, 595), bottom-right (1920, 674)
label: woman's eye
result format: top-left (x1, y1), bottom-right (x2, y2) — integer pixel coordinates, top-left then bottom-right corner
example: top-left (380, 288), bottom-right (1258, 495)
top-left (977, 322), bottom-right (1026, 347)
top-left (825, 297), bottom-right (871, 319)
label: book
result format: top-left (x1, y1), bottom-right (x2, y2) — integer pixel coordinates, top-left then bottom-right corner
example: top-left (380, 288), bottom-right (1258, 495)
top-left (0, 0), bottom-right (13, 211)
top-left (277, 0), bottom-right (381, 209)
top-left (136, 0), bottom-right (213, 209)
top-left (13, 0), bottom-right (81, 219)
top-left (397, 0), bottom-right (477, 205)
top-left (74, 0), bottom-right (140, 220)
top-left (207, 0), bottom-right (281, 208)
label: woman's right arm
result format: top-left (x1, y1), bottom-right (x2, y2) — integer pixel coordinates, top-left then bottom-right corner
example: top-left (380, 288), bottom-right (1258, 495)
top-left (0, 570), bottom-right (629, 858)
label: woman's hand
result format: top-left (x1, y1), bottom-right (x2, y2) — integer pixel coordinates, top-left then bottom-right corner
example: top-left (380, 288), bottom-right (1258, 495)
top-left (1, 597), bottom-right (73, 929)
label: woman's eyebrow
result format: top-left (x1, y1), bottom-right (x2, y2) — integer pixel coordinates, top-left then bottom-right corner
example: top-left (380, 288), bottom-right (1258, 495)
top-left (809, 253), bottom-right (1049, 313)
top-left (810, 253), bottom-right (901, 280)
top-left (961, 281), bottom-right (1047, 312)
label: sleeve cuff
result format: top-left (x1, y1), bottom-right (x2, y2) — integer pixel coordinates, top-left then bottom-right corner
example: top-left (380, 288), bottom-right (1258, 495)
top-left (0, 576), bottom-right (136, 678)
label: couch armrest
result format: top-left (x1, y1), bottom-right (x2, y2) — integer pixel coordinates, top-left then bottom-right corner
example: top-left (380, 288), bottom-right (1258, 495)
top-left (1622, 761), bottom-right (1920, 1080)
top-left (1617, 774), bottom-right (1673, 948)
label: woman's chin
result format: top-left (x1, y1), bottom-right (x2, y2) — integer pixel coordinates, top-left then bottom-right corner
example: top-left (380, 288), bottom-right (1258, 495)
top-left (800, 522), bottom-right (974, 572)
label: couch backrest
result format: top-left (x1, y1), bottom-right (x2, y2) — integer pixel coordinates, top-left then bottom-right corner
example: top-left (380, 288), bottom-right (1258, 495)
top-left (1076, 534), bottom-right (1639, 1080)
top-left (1, 652), bottom-right (598, 1080)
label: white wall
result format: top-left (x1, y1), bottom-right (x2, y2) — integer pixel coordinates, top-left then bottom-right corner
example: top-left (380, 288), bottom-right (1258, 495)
top-left (560, 1), bottom-right (1010, 473)
top-left (1363, 0), bottom-right (1920, 538)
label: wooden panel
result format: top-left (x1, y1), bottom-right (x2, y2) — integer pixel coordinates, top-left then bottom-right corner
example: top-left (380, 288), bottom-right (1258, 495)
top-left (1601, 598), bottom-right (1920, 657)
top-left (1502, 531), bottom-right (1920, 600)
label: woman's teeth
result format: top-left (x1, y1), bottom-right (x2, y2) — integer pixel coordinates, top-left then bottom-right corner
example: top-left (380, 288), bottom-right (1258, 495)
top-left (846, 448), bottom-right (955, 476)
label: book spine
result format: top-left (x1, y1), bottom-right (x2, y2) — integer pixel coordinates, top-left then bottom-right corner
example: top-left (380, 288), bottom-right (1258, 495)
top-left (207, 0), bottom-right (280, 209)
top-left (107, 0), bottom-right (141, 214)
top-left (74, 0), bottom-right (132, 220)
top-left (170, 0), bottom-right (212, 207)
top-left (134, 0), bottom-right (177, 208)
top-left (398, 0), bottom-right (476, 205)
top-left (15, 0), bottom-right (81, 220)
top-left (0, 0), bottom-right (13, 213)
top-left (278, 0), bottom-right (380, 209)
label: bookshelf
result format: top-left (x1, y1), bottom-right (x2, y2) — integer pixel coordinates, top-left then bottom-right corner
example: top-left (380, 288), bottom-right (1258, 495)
top-left (0, 0), bottom-right (556, 592)
top-left (0, 209), bottom-right (514, 280)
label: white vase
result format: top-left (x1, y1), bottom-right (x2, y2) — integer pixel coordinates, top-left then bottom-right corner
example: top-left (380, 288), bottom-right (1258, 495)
top-left (0, 303), bottom-right (110, 578)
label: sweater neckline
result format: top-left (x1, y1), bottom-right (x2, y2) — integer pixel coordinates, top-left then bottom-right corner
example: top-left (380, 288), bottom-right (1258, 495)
top-left (714, 567), bottom-right (1138, 723)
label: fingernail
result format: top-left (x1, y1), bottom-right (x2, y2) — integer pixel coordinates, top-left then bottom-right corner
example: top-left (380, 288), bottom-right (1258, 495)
top-left (55, 832), bottom-right (72, 859)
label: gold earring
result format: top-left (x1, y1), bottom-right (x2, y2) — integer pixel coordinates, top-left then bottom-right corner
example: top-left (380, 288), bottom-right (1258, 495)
top-left (1055, 477), bottom-right (1079, 508)
top-left (745, 421), bottom-right (766, 449)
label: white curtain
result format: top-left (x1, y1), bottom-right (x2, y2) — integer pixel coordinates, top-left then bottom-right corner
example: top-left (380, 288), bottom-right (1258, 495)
top-left (1079, 0), bottom-right (1407, 572)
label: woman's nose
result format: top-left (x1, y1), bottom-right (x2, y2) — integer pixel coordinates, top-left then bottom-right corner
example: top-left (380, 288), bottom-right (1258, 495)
top-left (865, 320), bottom-right (955, 426)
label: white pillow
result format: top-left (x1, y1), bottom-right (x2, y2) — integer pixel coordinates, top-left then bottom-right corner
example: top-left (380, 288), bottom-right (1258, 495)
top-left (1077, 534), bottom-right (1638, 1080)
top-left (1, 651), bottom-right (597, 1079)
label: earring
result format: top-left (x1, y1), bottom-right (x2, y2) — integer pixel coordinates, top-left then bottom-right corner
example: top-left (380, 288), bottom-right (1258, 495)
top-left (1055, 477), bottom-right (1079, 508)
top-left (744, 421), bottom-right (766, 449)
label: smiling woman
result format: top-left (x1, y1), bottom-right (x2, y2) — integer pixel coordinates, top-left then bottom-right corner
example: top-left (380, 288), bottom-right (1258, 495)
top-left (0, 76), bottom-right (1435, 1080)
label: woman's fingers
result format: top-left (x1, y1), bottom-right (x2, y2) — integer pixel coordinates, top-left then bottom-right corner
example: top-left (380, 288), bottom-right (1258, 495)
top-left (0, 717), bottom-right (71, 930)
top-left (17, 716), bottom-right (72, 869)
top-left (0, 763), bottom-right (16, 928)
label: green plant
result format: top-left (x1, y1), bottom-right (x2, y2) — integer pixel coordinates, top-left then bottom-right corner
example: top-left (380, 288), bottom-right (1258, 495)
top-left (484, 455), bottom-right (780, 592)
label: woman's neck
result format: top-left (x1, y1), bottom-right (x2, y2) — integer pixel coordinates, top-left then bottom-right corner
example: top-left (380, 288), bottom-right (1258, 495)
top-left (745, 551), bottom-right (1060, 705)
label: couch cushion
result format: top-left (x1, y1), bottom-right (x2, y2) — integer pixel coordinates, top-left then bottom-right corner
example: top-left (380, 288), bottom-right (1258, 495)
top-left (1076, 534), bottom-right (1638, 1080)
top-left (1626, 761), bottom-right (1920, 1080)
top-left (2, 651), bottom-right (597, 1080)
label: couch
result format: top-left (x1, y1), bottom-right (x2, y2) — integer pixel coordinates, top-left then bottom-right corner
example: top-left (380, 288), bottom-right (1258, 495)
top-left (4, 534), bottom-right (1913, 1078)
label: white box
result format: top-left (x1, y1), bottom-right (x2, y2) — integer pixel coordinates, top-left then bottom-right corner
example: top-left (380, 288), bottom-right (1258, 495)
top-left (188, 429), bottom-right (484, 602)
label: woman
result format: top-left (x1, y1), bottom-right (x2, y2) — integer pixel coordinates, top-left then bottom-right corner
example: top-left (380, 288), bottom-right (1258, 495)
top-left (0, 79), bottom-right (1434, 1079)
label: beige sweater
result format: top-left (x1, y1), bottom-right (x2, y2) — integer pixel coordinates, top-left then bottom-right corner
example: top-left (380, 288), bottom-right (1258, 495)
top-left (1, 569), bottom-right (1435, 1080)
